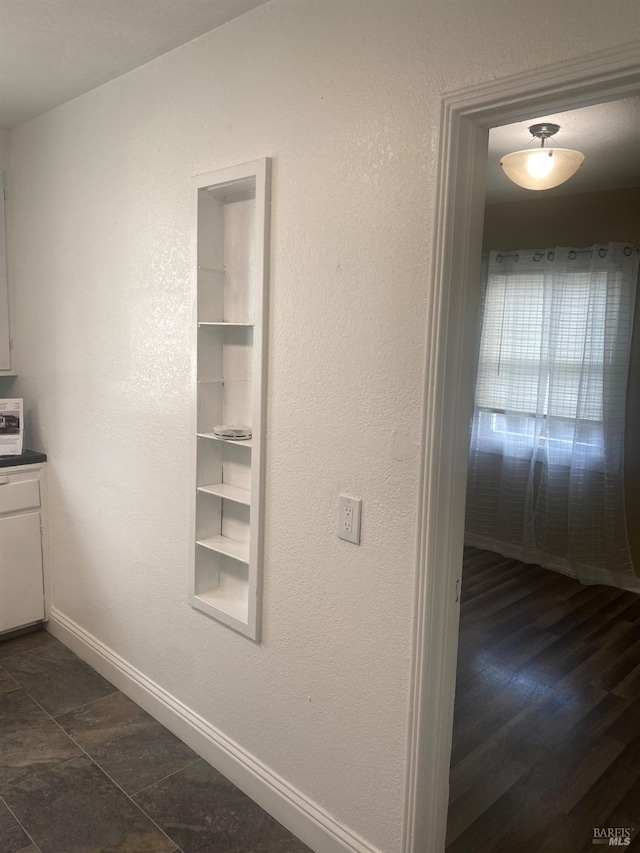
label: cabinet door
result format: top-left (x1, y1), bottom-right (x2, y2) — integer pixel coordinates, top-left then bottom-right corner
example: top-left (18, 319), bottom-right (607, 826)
top-left (0, 512), bottom-right (44, 632)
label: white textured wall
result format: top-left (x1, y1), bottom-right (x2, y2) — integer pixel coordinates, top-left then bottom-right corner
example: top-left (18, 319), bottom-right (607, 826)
top-left (0, 129), bottom-right (8, 170)
top-left (1, 127), bottom-right (16, 383)
top-left (7, 3), bottom-right (640, 850)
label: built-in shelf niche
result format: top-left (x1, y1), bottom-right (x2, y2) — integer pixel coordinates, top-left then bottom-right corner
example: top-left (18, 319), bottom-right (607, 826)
top-left (191, 158), bottom-right (270, 640)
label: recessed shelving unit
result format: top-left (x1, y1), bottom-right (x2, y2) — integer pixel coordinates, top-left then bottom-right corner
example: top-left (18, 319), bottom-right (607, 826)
top-left (190, 158), bottom-right (270, 640)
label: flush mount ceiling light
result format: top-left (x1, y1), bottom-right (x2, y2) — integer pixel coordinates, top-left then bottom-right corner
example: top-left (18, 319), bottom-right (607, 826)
top-left (500, 123), bottom-right (585, 191)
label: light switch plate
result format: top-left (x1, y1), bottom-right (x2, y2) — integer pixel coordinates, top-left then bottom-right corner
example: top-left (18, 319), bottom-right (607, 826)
top-left (338, 495), bottom-right (361, 545)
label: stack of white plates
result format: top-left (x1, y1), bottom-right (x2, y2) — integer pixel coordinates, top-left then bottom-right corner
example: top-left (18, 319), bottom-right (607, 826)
top-left (213, 425), bottom-right (252, 441)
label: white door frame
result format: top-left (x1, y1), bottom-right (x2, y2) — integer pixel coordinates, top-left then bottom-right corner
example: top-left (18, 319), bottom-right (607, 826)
top-left (403, 41), bottom-right (640, 853)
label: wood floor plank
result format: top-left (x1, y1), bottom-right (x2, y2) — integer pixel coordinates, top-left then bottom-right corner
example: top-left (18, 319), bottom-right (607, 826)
top-left (532, 586), bottom-right (606, 630)
top-left (469, 625), bottom-right (560, 673)
top-left (450, 665), bottom-right (552, 765)
top-left (523, 733), bottom-right (625, 815)
top-left (564, 735), bottom-right (640, 829)
top-left (532, 813), bottom-right (592, 853)
top-left (473, 682), bottom-right (607, 771)
top-left (597, 821), bottom-right (640, 851)
top-left (446, 787), bottom-right (561, 853)
top-left (576, 610), bottom-right (639, 649)
top-left (447, 549), bottom-right (640, 852)
top-left (461, 561), bottom-right (526, 599)
top-left (480, 576), bottom-right (580, 638)
top-left (541, 588), bottom-right (628, 639)
top-left (614, 596), bottom-right (640, 623)
top-left (515, 634), bottom-right (600, 689)
top-left (461, 571), bottom-right (560, 620)
top-left (611, 663), bottom-right (640, 699)
top-left (605, 694), bottom-right (640, 744)
top-left (601, 777), bottom-right (640, 847)
top-left (589, 636), bottom-right (640, 692)
top-left (446, 756), bottom-right (528, 845)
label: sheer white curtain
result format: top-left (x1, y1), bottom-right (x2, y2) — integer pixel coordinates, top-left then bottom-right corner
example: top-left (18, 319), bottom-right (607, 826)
top-left (465, 244), bottom-right (640, 590)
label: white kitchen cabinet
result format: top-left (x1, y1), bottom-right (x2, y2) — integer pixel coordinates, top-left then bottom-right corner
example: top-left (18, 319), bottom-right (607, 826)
top-left (0, 461), bottom-right (49, 634)
top-left (191, 159), bottom-right (270, 640)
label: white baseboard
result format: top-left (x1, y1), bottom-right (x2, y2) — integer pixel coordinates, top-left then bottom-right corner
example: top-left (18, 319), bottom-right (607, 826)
top-left (47, 608), bottom-right (381, 853)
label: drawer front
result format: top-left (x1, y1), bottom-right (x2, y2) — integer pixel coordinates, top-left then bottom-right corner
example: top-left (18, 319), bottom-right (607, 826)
top-left (0, 477), bottom-right (41, 515)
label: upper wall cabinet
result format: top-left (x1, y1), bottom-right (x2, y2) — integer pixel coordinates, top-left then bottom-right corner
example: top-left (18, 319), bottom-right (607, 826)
top-left (0, 173), bottom-right (12, 373)
top-left (190, 158), bottom-right (270, 641)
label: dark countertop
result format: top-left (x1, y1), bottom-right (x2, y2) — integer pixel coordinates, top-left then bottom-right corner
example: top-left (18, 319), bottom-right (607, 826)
top-left (0, 449), bottom-right (47, 468)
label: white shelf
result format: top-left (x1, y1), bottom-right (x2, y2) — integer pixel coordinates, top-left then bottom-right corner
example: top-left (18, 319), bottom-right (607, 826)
top-left (197, 432), bottom-right (252, 449)
top-left (196, 535), bottom-right (249, 563)
top-left (197, 482), bottom-right (251, 505)
top-left (198, 321), bottom-right (254, 327)
top-left (193, 587), bottom-right (249, 624)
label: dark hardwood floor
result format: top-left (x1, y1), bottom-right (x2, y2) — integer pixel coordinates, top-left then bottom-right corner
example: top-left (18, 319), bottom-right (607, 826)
top-left (446, 547), bottom-right (640, 852)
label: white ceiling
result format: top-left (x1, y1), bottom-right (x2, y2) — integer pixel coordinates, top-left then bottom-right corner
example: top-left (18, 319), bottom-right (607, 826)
top-left (486, 97), bottom-right (640, 204)
top-left (2, 4), bottom-right (639, 204)
top-left (0, 0), bottom-right (270, 129)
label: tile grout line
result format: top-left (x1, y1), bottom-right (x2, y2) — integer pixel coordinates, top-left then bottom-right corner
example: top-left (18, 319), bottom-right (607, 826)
top-left (80, 755), bottom-right (187, 853)
top-left (2, 642), bottom-right (121, 720)
top-left (3, 745), bottom-right (183, 853)
top-left (24, 687), bottom-right (187, 853)
top-left (2, 635), bottom-right (309, 852)
top-left (48, 691), bottom-right (202, 806)
top-left (0, 632), bottom-right (58, 664)
top-left (1, 636), bottom-right (187, 851)
top-left (0, 754), bottom-right (88, 797)
top-left (49, 686), bottom-right (121, 719)
top-left (2, 656), bottom-right (183, 852)
top-left (0, 792), bottom-right (42, 853)
top-left (129, 755), bottom-right (203, 798)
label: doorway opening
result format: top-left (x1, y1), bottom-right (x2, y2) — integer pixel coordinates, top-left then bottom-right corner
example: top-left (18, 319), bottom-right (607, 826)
top-left (403, 41), bottom-right (640, 853)
top-left (446, 97), bottom-right (640, 851)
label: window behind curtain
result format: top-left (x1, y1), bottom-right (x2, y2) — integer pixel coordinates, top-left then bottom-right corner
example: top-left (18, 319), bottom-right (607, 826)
top-left (466, 245), bottom-right (640, 584)
top-left (473, 262), bottom-right (608, 462)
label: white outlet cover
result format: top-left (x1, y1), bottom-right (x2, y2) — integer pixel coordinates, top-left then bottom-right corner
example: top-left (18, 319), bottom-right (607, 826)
top-left (338, 495), bottom-right (361, 545)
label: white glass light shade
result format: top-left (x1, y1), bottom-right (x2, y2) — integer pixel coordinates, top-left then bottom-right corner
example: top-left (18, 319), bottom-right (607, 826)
top-left (500, 148), bottom-right (585, 190)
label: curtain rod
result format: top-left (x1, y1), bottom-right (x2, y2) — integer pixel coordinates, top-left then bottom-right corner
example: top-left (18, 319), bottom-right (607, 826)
top-left (495, 246), bottom-right (639, 263)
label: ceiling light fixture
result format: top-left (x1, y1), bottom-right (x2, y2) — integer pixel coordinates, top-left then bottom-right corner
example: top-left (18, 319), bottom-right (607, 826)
top-left (500, 123), bottom-right (585, 191)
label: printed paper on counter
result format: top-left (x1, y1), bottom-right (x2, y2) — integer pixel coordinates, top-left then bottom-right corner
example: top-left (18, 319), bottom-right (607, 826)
top-left (0, 399), bottom-right (24, 456)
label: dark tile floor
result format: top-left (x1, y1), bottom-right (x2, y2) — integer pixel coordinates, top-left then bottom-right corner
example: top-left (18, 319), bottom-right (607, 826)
top-left (0, 629), bottom-right (311, 853)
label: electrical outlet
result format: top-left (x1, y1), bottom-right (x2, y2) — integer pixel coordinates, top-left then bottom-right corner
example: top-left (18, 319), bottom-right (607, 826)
top-left (338, 496), bottom-right (361, 544)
